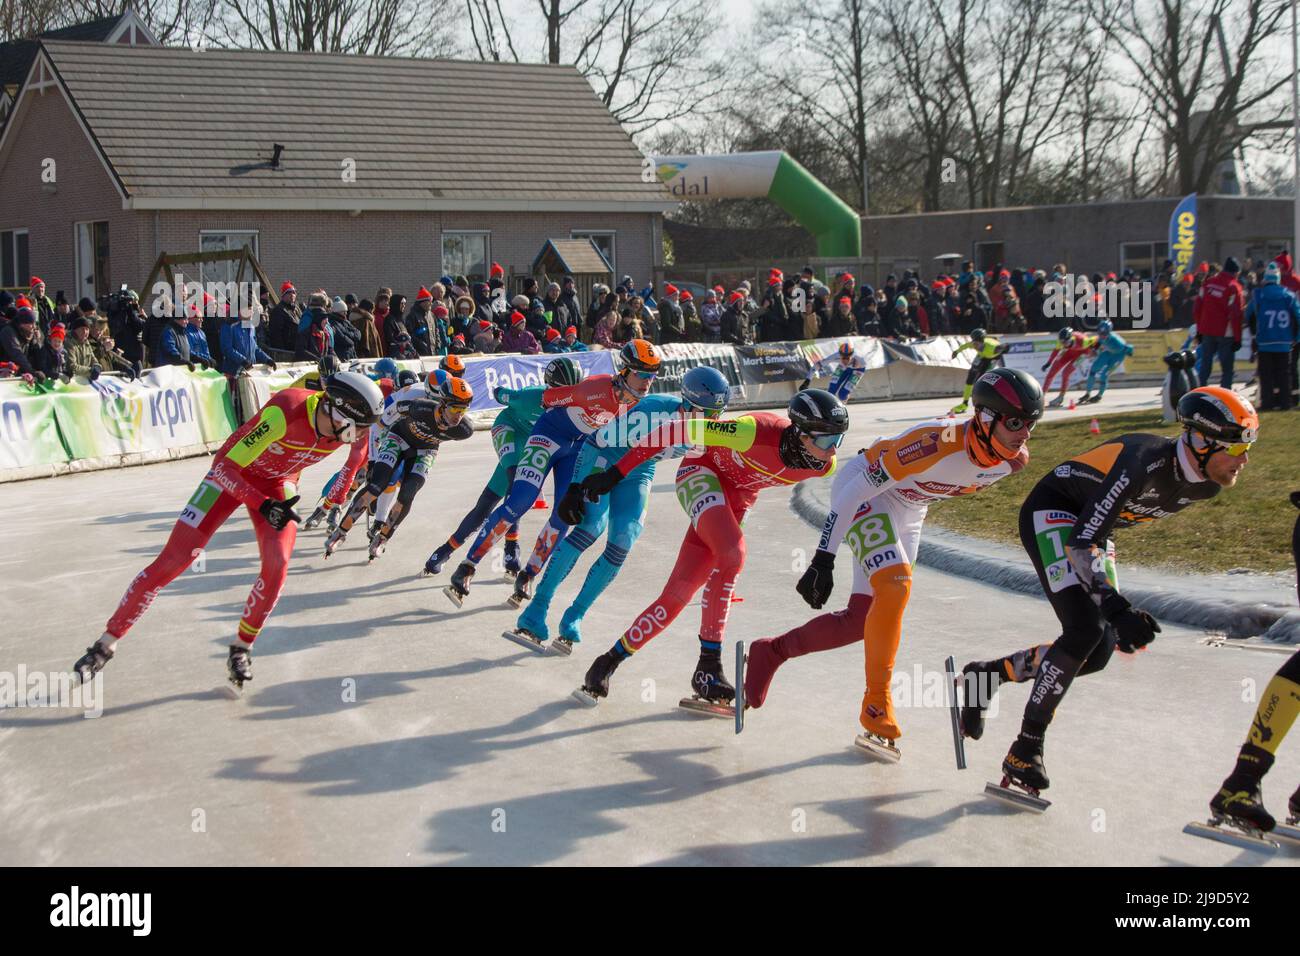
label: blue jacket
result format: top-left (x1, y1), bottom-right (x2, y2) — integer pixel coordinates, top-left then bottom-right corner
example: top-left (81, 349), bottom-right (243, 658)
top-left (1245, 283), bottom-right (1300, 353)
top-left (186, 325), bottom-right (213, 363)
top-left (219, 318), bottom-right (272, 375)
top-left (159, 322), bottom-right (191, 365)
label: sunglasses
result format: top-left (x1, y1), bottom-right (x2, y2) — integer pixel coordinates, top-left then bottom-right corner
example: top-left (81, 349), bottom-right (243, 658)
top-left (1001, 416), bottom-right (1037, 432)
top-left (809, 432), bottom-right (845, 451)
top-left (629, 370), bottom-right (657, 380)
top-left (1215, 441), bottom-right (1252, 457)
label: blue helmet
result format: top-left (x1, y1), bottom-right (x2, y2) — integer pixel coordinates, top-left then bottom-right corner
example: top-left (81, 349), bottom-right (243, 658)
top-left (680, 366), bottom-right (730, 415)
top-left (1097, 319), bottom-right (1113, 335)
top-left (372, 357), bottom-right (398, 382)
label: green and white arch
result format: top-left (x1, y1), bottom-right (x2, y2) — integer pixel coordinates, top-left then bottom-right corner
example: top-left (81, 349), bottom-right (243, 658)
top-left (652, 151), bottom-right (861, 258)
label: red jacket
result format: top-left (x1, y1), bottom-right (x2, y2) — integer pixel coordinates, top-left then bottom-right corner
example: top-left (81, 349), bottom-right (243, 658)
top-left (1193, 272), bottom-right (1243, 339)
top-left (1273, 252), bottom-right (1300, 295)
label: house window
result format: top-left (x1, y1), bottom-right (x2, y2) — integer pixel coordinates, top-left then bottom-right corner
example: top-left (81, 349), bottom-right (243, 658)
top-left (571, 231), bottom-right (615, 275)
top-left (972, 241), bottom-right (1003, 274)
top-left (75, 221), bottom-right (110, 302)
top-left (1120, 240), bottom-right (1169, 279)
top-left (198, 230), bottom-right (260, 288)
top-left (442, 232), bottom-right (490, 284)
top-left (1, 228), bottom-right (29, 289)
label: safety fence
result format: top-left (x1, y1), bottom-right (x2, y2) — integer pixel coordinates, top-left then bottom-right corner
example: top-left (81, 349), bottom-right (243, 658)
top-left (0, 333), bottom-right (1122, 482)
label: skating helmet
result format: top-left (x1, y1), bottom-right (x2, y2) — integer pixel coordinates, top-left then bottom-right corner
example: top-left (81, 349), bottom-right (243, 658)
top-left (439, 353), bottom-right (466, 375)
top-left (545, 356), bottom-right (582, 387)
top-left (1177, 386), bottom-right (1258, 470)
top-left (968, 367), bottom-right (1043, 464)
top-left (1057, 327), bottom-right (1073, 344)
top-left (680, 366), bottom-right (730, 417)
top-left (397, 369), bottom-right (419, 388)
top-left (323, 370), bottom-right (385, 432)
top-left (427, 369), bottom-right (473, 409)
top-left (619, 338), bottom-right (661, 375)
top-left (970, 327), bottom-right (986, 343)
top-left (371, 357), bottom-right (398, 382)
top-left (838, 342), bottom-right (854, 360)
top-left (1097, 319), bottom-right (1113, 336)
top-left (786, 388), bottom-right (849, 451)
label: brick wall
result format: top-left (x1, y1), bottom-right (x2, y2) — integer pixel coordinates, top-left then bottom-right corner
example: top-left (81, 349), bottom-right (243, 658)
top-left (0, 84), bottom-right (139, 299)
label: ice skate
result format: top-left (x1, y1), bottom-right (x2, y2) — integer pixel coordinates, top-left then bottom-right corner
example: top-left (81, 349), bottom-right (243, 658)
top-left (1185, 785), bottom-right (1280, 851)
top-left (506, 570), bottom-right (533, 609)
top-left (423, 546), bottom-right (450, 576)
top-left (573, 650), bottom-right (622, 706)
top-left (501, 625), bottom-right (548, 653)
top-left (442, 561), bottom-right (475, 608)
top-left (1047, 395), bottom-right (1065, 408)
top-left (985, 735), bottom-right (1051, 811)
top-left (323, 524), bottom-right (347, 559)
top-left (224, 644), bottom-right (253, 699)
top-left (367, 529), bottom-right (388, 562)
top-left (854, 691), bottom-right (901, 763)
top-left (740, 637), bottom-right (784, 711)
top-left (547, 637), bottom-right (575, 657)
top-left (945, 655), bottom-right (967, 770)
top-left (303, 502), bottom-right (330, 531)
top-left (678, 649), bottom-right (735, 718)
top-left (72, 639), bottom-right (114, 685)
top-left (502, 542), bottom-right (521, 579)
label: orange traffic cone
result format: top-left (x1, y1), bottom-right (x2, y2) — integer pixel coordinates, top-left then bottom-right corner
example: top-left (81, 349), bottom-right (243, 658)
top-left (1068, 398), bottom-right (1076, 410)
top-left (1089, 418), bottom-right (1101, 435)
top-left (532, 495), bottom-right (548, 510)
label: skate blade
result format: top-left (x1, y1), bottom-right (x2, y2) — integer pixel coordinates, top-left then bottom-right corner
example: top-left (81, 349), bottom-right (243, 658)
top-left (1183, 821), bottom-right (1278, 852)
top-left (854, 733), bottom-right (902, 763)
top-left (503, 568), bottom-right (518, 580)
top-left (442, 586), bottom-right (465, 609)
top-left (734, 641), bottom-right (746, 735)
top-left (944, 655), bottom-right (968, 770)
top-left (501, 629), bottom-right (547, 653)
top-left (547, 640), bottom-right (574, 657)
top-left (220, 681), bottom-right (244, 701)
top-left (983, 779), bottom-right (1051, 812)
top-left (678, 696), bottom-right (734, 719)
top-left (571, 687), bottom-right (600, 708)
top-left (506, 593), bottom-right (526, 610)
top-left (1273, 823), bottom-right (1300, 847)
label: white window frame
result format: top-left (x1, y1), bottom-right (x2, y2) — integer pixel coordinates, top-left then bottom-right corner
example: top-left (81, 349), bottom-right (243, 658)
top-left (197, 230), bottom-right (260, 287)
top-left (1, 227), bottom-right (28, 288)
top-left (570, 230), bottom-right (616, 275)
top-left (1118, 239), bottom-right (1169, 279)
top-left (441, 230), bottom-right (491, 283)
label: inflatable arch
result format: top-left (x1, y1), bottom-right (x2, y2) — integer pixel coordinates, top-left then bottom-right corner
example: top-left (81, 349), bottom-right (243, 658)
top-left (652, 151), bottom-right (862, 258)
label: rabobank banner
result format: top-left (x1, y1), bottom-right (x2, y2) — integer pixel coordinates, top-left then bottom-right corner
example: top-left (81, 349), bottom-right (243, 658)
top-left (1169, 193), bottom-right (1197, 280)
top-left (459, 350), bottom-right (617, 412)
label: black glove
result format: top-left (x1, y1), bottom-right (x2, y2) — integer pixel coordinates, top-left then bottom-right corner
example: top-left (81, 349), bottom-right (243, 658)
top-left (89, 364), bottom-right (102, 382)
top-left (258, 494), bottom-right (302, 531)
top-left (187, 361), bottom-right (196, 372)
top-left (198, 358), bottom-right (212, 370)
top-left (124, 365), bottom-right (138, 382)
top-left (581, 466), bottom-right (623, 501)
top-left (1041, 361), bottom-right (1050, 371)
top-left (558, 483), bottom-right (586, 525)
top-left (265, 360), bottom-right (277, 371)
top-left (1110, 605), bottom-right (1161, 653)
top-left (33, 371), bottom-right (47, 384)
top-left (795, 550), bottom-right (836, 609)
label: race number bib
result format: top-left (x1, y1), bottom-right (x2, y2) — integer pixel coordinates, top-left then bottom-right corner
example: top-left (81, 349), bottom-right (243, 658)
top-left (675, 466), bottom-right (725, 525)
top-left (1034, 509), bottom-right (1117, 593)
top-left (516, 436), bottom-right (557, 488)
top-left (844, 507), bottom-right (902, 572)
top-left (179, 479), bottom-right (223, 529)
top-left (491, 423), bottom-right (517, 462)
top-left (375, 433), bottom-right (405, 468)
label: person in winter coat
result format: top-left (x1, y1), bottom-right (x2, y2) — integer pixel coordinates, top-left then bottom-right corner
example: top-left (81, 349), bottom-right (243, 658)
top-left (559, 276), bottom-right (583, 333)
top-left (593, 308), bottom-right (619, 348)
top-left (1246, 261), bottom-right (1300, 409)
top-left (186, 311), bottom-right (214, 367)
top-left (721, 291), bottom-right (750, 345)
top-left (541, 282), bottom-right (570, 334)
top-left (451, 296), bottom-right (477, 340)
top-left (159, 314), bottom-right (193, 366)
top-left (657, 284), bottom-right (687, 344)
top-left (219, 306), bottom-right (275, 376)
top-left (526, 300), bottom-right (552, 341)
top-left (500, 310), bottom-right (540, 354)
top-left (472, 319), bottom-right (501, 354)
top-left (406, 288), bottom-right (435, 356)
top-left (37, 322), bottom-right (71, 380)
top-left (267, 282), bottom-right (301, 352)
top-left (388, 328), bottom-right (420, 360)
top-left (28, 277), bottom-right (57, 335)
top-left (1194, 256), bottom-right (1246, 388)
top-left (1, 308), bottom-right (43, 379)
top-left (65, 315), bottom-right (100, 377)
top-left (564, 325), bottom-right (588, 351)
top-left (384, 294), bottom-right (408, 351)
top-left (330, 297), bottom-right (361, 361)
top-left (542, 327), bottom-right (568, 353)
top-left (449, 333), bottom-right (474, 356)
top-left (349, 299), bottom-right (384, 359)
top-left (373, 288), bottom-right (393, 352)
top-left (700, 291), bottom-right (723, 343)
top-left (295, 295), bottom-right (335, 363)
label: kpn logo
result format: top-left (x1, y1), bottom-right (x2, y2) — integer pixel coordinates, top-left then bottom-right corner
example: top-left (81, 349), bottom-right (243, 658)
top-left (99, 390), bottom-right (143, 442)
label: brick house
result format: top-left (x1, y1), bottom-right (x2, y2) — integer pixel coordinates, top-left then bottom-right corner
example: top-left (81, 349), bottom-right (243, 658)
top-left (0, 40), bottom-right (672, 306)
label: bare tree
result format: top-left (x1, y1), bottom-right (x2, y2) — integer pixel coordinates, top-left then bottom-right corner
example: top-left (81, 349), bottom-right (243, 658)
top-left (214, 0), bottom-right (458, 56)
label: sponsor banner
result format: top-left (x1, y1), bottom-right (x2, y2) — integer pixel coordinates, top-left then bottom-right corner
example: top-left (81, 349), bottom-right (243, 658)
top-left (734, 341), bottom-right (812, 385)
top-left (1168, 193), bottom-right (1197, 280)
top-left (459, 350), bottom-right (617, 411)
top-left (0, 381), bottom-right (66, 469)
top-left (881, 335), bottom-right (968, 368)
top-left (801, 336), bottom-right (890, 375)
top-left (652, 343), bottom-right (743, 399)
top-left (998, 335), bottom-right (1107, 383)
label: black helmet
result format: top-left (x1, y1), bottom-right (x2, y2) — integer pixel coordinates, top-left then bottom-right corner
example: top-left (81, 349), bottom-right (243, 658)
top-left (324, 370), bottom-right (384, 426)
top-left (318, 353), bottom-right (340, 379)
top-left (545, 356), bottom-right (581, 387)
top-left (1057, 326), bottom-right (1073, 343)
top-left (787, 388), bottom-right (850, 436)
top-left (971, 367), bottom-right (1044, 423)
top-left (396, 369), bottom-right (419, 388)
top-left (970, 327), bottom-right (986, 342)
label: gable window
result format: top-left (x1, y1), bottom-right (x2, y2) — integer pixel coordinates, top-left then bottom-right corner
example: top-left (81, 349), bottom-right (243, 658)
top-left (1, 228), bottom-right (29, 289)
top-left (442, 231), bottom-right (490, 284)
top-left (570, 231), bottom-right (615, 275)
top-left (198, 230), bottom-right (260, 288)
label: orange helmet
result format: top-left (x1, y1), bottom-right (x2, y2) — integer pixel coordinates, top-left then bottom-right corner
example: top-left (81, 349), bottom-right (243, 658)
top-left (427, 369), bottom-right (473, 408)
top-left (1178, 386), bottom-right (1257, 462)
top-left (439, 353), bottom-right (466, 375)
top-left (619, 338), bottom-right (661, 374)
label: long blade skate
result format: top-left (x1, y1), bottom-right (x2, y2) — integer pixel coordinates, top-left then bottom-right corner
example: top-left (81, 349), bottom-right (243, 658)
top-left (501, 627), bottom-right (547, 653)
top-left (983, 776), bottom-right (1051, 812)
top-left (734, 641), bottom-right (746, 735)
top-left (945, 655), bottom-right (967, 770)
top-left (1272, 822), bottom-right (1300, 847)
top-left (854, 732), bottom-right (902, 763)
top-left (546, 638), bottom-right (574, 657)
top-left (678, 696), bottom-right (733, 718)
top-left (442, 585), bottom-right (466, 608)
top-left (1182, 819), bottom-right (1279, 853)
top-left (571, 686), bottom-right (600, 708)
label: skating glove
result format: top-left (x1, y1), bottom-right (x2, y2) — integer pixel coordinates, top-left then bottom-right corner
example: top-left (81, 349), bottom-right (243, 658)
top-left (259, 494), bottom-right (302, 531)
top-left (1105, 597), bottom-right (1161, 653)
top-left (265, 360), bottom-right (278, 371)
top-left (558, 483), bottom-right (586, 525)
top-left (795, 549), bottom-right (835, 609)
top-left (581, 466), bottom-right (623, 501)
top-left (1041, 361), bottom-right (1050, 371)
top-left (89, 364), bottom-right (102, 382)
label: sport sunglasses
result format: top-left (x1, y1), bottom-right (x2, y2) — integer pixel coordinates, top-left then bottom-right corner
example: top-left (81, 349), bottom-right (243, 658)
top-left (808, 432), bottom-right (846, 451)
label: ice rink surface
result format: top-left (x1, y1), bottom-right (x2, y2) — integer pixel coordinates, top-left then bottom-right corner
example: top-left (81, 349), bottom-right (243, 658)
top-left (1, 387), bottom-right (1295, 866)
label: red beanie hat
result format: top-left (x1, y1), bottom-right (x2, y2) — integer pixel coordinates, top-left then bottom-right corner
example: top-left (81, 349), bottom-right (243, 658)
top-left (416, 287), bottom-right (433, 302)
top-left (280, 281), bottom-right (295, 295)
top-left (510, 310), bottom-right (525, 327)
top-left (728, 291), bottom-right (744, 304)
top-left (48, 322), bottom-right (66, 340)
top-left (768, 277), bottom-right (781, 287)
top-left (30, 276), bottom-right (44, 288)
top-left (680, 290), bottom-right (693, 301)
top-left (713, 285), bottom-right (724, 294)
top-left (433, 304), bottom-right (449, 318)
top-left (490, 262), bottom-right (504, 279)
top-left (453, 333), bottom-right (465, 343)
top-left (565, 325), bottom-right (577, 336)
top-left (664, 283), bottom-right (678, 296)
top-left (545, 328), bottom-right (560, 341)
top-left (15, 296), bottom-right (32, 308)
top-left (479, 319), bottom-right (491, 330)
